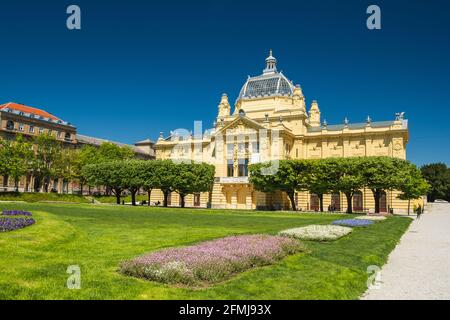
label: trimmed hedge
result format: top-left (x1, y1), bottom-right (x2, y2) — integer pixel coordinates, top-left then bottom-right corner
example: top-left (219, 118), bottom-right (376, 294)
top-left (0, 192), bottom-right (89, 203)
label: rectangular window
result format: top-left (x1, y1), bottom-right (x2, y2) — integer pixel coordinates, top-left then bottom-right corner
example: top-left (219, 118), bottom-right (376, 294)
top-left (252, 141), bottom-right (260, 153)
top-left (57, 131), bottom-right (62, 138)
top-left (48, 129), bottom-right (53, 135)
top-left (29, 125), bottom-right (35, 133)
top-left (227, 159), bottom-right (234, 177)
top-left (238, 158), bottom-right (249, 177)
top-left (18, 123), bottom-right (24, 131)
top-left (227, 144), bottom-right (234, 159)
top-left (39, 127), bottom-right (44, 134)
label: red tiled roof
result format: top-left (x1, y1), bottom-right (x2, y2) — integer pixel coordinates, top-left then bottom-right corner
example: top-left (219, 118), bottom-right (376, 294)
top-left (0, 102), bottom-right (60, 120)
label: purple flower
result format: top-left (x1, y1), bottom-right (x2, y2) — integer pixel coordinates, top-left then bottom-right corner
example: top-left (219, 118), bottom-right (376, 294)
top-left (0, 217), bottom-right (35, 232)
top-left (120, 234), bottom-right (304, 286)
top-left (332, 219), bottom-right (374, 227)
top-left (2, 210), bottom-right (32, 216)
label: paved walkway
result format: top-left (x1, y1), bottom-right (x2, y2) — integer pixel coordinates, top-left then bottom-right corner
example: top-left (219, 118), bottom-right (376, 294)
top-left (362, 203), bottom-right (450, 300)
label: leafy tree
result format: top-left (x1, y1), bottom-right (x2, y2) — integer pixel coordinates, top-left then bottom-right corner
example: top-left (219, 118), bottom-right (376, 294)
top-left (73, 145), bottom-right (101, 194)
top-left (31, 134), bottom-right (63, 192)
top-left (360, 156), bottom-right (406, 214)
top-left (9, 136), bottom-right (33, 191)
top-left (140, 160), bottom-right (158, 206)
top-left (98, 142), bottom-right (134, 162)
top-left (153, 160), bottom-right (178, 207)
top-left (0, 136), bottom-right (33, 191)
top-left (121, 160), bottom-right (145, 206)
top-left (420, 163), bottom-right (450, 202)
top-left (324, 157), bottom-right (365, 214)
top-left (172, 162), bottom-right (215, 208)
top-left (305, 160), bottom-right (332, 212)
top-left (250, 160), bottom-right (309, 211)
top-left (82, 161), bottom-right (126, 204)
top-left (397, 162), bottom-right (430, 215)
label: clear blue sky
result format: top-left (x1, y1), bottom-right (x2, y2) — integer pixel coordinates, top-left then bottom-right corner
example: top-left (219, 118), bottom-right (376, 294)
top-left (1, 0), bottom-right (449, 166)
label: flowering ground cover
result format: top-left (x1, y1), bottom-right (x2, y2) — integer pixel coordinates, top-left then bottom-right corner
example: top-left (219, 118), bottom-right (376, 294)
top-left (332, 219), bottom-right (374, 227)
top-left (279, 225), bottom-right (352, 241)
top-left (0, 203), bottom-right (411, 299)
top-left (120, 234), bottom-right (304, 286)
top-left (2, 210), bottom-right (32, 216)
top-left (355, 215), bottom-right (386, 221)
top-left (0, 217), bottom-right (35, 232)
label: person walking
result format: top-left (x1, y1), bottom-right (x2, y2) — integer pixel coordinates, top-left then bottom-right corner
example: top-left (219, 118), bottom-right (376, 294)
top-left (416, 204), bottom-right (423, 219)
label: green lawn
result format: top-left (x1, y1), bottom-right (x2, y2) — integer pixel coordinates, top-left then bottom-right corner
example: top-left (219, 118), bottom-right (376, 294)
top-left (0, 203), bottom-right (411, 299)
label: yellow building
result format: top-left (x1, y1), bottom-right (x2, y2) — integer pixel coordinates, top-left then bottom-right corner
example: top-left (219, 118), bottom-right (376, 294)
top-left (154, 51), bottom-right (410, 213)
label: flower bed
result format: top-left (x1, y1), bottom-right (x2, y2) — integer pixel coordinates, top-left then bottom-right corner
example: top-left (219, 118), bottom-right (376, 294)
top-left (355, 215), bottom-right (386, 221)
top-left (2, 210), bottom-right (32, 216)
top-left (332, 219), bottom-right (374, 227)
top-left (279, 225), bottom-right (352, 241)
top-left (119, 234), bottom-right (304, 286)
top-left (0, 217), bottom-right (35, 232)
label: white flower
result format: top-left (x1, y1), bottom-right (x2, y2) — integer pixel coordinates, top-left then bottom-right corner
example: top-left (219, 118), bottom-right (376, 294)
top-left (354, 215), bottom-right (386, 221)
top-left (279, 225), bottom-right (352, 241)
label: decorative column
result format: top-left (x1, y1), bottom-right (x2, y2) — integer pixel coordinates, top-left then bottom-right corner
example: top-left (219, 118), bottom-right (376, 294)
top-left (231, 187), bottom-right (238, 209)
top-left (246, 187), bottom-right (253, 209)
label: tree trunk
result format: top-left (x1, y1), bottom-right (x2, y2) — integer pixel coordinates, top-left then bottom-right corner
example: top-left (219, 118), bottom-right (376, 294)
top-left (407, 199), bottom-right (411, 216)
top-left (163, 190), bottom-right (169, 207)
top-left (287, 192), bottom-right (297, 211)
top-left (80, 183), bottom-right (84, 195)
top-left (131, 189), bottom-right (137, 206)
top-left (88, 185), bottom-right (91, 195)
top-left (147, 189), bottom-right (152, 206)
top-left (180, 194), bottom-right (186, 208)
top-left (319, 194), bottom-right (324, 212)
top-left (114, 189), bottom-right (121, 205)
top-left (345, 193), bottom-right (353, 214)
top-left (373, 189), bottom-right (381, 214)
top-left (14, 179), bottom-right (19, 192)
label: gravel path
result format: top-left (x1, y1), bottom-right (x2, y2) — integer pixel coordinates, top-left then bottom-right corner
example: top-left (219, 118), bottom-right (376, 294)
top-left (362, 203), bottom-right (450, 300)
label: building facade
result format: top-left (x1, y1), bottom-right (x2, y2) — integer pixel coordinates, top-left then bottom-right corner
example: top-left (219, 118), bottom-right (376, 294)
top-left (154, 51), bottom-right (411, 213)
top-left (0, 102), bottom-right (155, 193)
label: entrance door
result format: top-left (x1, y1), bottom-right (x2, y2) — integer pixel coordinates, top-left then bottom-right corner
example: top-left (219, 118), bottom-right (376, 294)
top-left (194, 193), bottom-right (201, 207)
top-left (310, 194), bottom-right (319, 211)
top-left (167, 192), bottom-right (172, 206)
top-left (353, 191), bottom-right (363, 212)
top-left (331, 193), bottom-right (341, 211)
top-left (379, 191), bottom-right (387, 213)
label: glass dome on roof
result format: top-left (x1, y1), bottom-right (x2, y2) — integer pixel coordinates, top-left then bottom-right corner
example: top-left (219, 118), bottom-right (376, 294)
top-left (238, 50), bottom-right (295, 100)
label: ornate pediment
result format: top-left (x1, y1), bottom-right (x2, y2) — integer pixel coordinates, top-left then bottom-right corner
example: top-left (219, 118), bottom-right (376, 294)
top-left (216, 115), bottom-right (266, 135)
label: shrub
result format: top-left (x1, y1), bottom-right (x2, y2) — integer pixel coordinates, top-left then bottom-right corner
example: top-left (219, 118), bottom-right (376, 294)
top-left (2, 210), bottom-right (32, 216)
top-left (0, 192), bottom-right (89, 203)
top-left (332, 219), bottom-right (374, 227)
top-left (0, 217), bottom-right (35, 232)
top-left (119, 234), bottom-right (304, 286)
top-left (355, 215), bottom-right (386, 221)
top-left (279, 225), bottom-right (352, 241)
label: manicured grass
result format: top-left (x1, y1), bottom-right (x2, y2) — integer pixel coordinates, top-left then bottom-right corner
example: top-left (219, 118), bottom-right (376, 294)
top-left (0, 192), bottom-right (89, 203)
top-left (0, 203), bottom-right (411, 299)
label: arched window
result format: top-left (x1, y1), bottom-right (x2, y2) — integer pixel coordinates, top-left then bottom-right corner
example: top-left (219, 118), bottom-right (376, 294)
top-left (6, 120), bottom-right (14, 130)
top-left (331, 193), bottom-right (341, 211)
top-left (353, 191), bottom-right (363, 212)
top-left (64, 132), bottom-right (71, 141)
top-left (379, 191), bottom-right (387, 213)
top-left (310, 194), bottom-right (320, 211)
